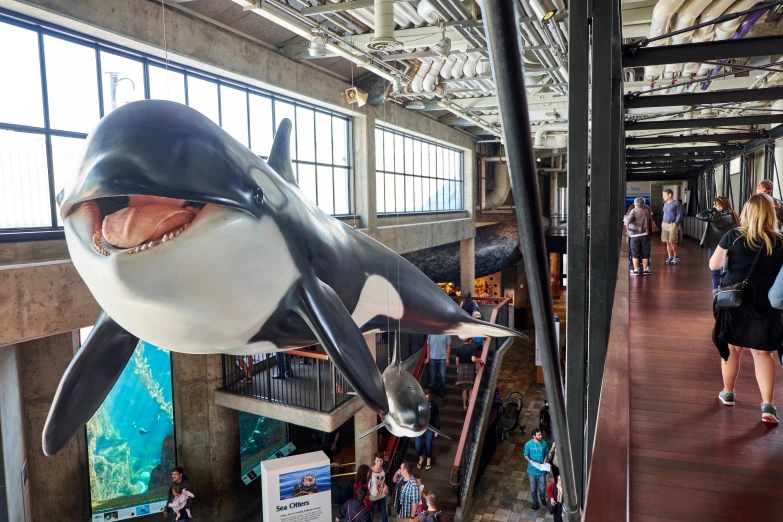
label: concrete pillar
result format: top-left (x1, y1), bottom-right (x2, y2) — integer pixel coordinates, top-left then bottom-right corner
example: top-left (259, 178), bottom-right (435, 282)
top-left (460, 238), bottom-right (476, 295)
top-left (19, 332), bottom-right (90, 522)
top-left (354, 333), bottom-right (379, 465)
top-left (354, 113), bottom-right (378, 233)
top-left (171, 353), bottom-right (245, 522)
top-left (0, 344), bottom-right (29, 522)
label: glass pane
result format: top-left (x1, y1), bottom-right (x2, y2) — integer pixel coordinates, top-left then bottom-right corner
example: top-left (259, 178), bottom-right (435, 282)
top-left (394, 134), bottom-right (404, 174)
top-left (148, 66), bottom-right (186, 104)
top-left (296, 106), bottom-right (316, 163)
top-left (412, 140), bottom-right (421, 176)
top-left (430, 146), bottom-right (438, 179)
top-left (100, 52), bottom-right (144, 115)
top-left (51, 136), bottom-right (86, 225)
top-left (437, 178), bottom-right (446, 210)
top-left (414, 176), bottom-right (423, 211)
top-left (0, 23), bottom-right (43, 127)
top-left (375, 129), bottom-right (384, 172)
top-left (249, 94), bottom-right (273, 157)
top-left (333, 117), bottom-right (348, 166)
top-left (238, 412), bottom-right (289, 484)
top-left (437, 147), bottom-right (444, 179)
top-left (0, 131), bottom-right (50, 228)
top-left (44, 35), bottom-right (99, 133)
top-left (220, 85), bottom-right (249, 146)
top-left (315, 112), bottom-right (332, 165)
top-left (316, 165), bottom-right (334, 214)
top-left (87, 341), bottom-right (175, 516)
top-left (376, 171), bottom-right (385, 213)
top-left (298, 163), bottom-right (317, 204)
top-left (395, 174), bottom-right (405, 212)
top-left (447, 150), bottom-right (455, 180)
top-left (404, 137), bottom-right (413, 175)
top-left (422, 177), bottom-right (432, 212)
top-left (187, 76), bottom-right (219, 124)
top-left (421, 143), bottom-right (430, 178)
top-left (455, 181), bottom-right (463, 209)
top-left (274, 101), bottom-right (297, 160)
top-left (334, 167), bottom-right (350, 215)
top-left (430, 179), bottom-right (437, 210)
top-left (405, 175), bottom-right (414, 212)
top-left (384, 173), bottom-right (395, 214)
top-left (383, 131), bottom-right (395, 174)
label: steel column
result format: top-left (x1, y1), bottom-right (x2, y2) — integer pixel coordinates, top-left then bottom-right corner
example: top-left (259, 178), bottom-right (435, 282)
top-left (482, 2), bottom-right (581, 519)
top-left (626, 114), bottom-right (783, 131)
top-left (623, 34), bottom-right (783, 68)
top-left (625, 86), bottom-right (783, 109)
top-left (625, 133), bottom-right (759, 145)
top-left (566, 0), bottom-right (589, 506)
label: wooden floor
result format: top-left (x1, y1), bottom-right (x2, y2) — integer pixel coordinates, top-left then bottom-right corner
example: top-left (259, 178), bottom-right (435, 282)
top-left (629, 239), bottom-right (783, 521)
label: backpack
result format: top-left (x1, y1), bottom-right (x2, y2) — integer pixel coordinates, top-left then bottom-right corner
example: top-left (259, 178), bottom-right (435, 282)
top-left (421, 511), bottom-right (443, 522)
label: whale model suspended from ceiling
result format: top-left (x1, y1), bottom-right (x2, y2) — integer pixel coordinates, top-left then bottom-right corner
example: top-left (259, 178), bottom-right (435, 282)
top-left (44, 100), bottom-right (523, 456)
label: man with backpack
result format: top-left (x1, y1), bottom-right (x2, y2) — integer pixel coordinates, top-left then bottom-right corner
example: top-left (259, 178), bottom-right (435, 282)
top-left (335, 485), bottom-right (372, 522)
top-left (414, 493), bottom-right (451, 522)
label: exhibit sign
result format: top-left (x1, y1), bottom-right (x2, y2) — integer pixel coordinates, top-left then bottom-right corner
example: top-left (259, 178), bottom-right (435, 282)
top-left (242, 441), bottom-right (296, 485)
top-left (535, 316), bottom-right (560, 367)
top-left (262, 451), bottom-right (332, 522)
top-left (626, 181), bottom-right (651, 198)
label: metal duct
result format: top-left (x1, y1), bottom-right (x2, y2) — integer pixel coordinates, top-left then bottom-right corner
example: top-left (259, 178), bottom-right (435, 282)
top-left (423, 58), bottom-right (445, 91)
top-left (368, 0), bottom-right (402, 50)
top-left (411, 58), bottom-right (432, 92)
top-left (661, 0), bottom-right (712, 78)
top-left (417, 0), bottom-right (440, 23)
top-left (643, 0), bottom-right (688, 80)
top-left (485, 160), bottom-right (511, 209)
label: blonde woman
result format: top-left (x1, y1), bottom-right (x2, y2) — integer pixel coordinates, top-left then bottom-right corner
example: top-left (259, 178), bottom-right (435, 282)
top-left (710, 194), bottom-right (783, 423)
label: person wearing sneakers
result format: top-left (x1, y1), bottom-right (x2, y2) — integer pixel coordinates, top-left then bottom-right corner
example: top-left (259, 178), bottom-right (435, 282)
top-left (661, 189), bottom-right (683, 264)
top-left (624, 197), bottom-right (652, 276)
top-left (710, 194), bottom-right (783, 424)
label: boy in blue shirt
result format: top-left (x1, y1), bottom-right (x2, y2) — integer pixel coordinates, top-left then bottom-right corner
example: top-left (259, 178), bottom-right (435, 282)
top-left (523, 428), bottom-right (549, 511)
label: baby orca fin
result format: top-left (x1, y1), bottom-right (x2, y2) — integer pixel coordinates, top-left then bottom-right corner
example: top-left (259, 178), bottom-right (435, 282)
top-left (357, 422), bottom-right (388, 440)
top-left (427, 425), bottom-right (451, 440)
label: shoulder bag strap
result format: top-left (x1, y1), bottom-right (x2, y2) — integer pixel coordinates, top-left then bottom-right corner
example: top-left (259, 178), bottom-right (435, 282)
top-left (742, 246), bottom-right (764, 287)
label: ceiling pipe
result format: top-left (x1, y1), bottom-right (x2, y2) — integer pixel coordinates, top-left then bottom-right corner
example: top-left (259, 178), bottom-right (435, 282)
top-left (661, 0), bottom-right (712, 79)
top-left (368, 0), bottom-right (402, 50)
top-left (423, 58), bottom-right (445, 91)
top-left (417, 0), bottom-right (440, 24)
top-left (644, 0), bottom-right (689, 81)
top-left (440, 53), bottom-right (458, 78)
top-left (411, 58), bottom-right (432, 92)
top-left (396, 2), bottom-right (425, 26)
top-left (702, 7), bottom-right (769, 86)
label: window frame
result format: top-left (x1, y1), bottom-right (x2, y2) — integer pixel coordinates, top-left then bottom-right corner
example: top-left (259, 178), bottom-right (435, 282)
top-left (0, 9), bottom-right (353, 242)
top-left (375, 125), bottom-right (465, 216)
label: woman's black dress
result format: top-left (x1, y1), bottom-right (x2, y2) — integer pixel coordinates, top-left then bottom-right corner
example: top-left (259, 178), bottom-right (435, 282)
top-left (712, 229), bottom-right (783, 360)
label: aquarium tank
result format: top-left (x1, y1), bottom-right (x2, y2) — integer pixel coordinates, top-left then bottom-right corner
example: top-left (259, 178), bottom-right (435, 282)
top-left (81, 329), bottom-right (176, 521)
top-left (239, 412), bottom-right (291, 485)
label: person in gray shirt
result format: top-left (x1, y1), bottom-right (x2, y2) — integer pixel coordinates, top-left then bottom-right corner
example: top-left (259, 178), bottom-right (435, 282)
top-left (424, 334), bottom-right (451, 397)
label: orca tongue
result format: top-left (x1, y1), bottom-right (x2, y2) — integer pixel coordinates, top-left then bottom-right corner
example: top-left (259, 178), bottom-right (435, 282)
top-left (102, 204), bottom-right (195, 249)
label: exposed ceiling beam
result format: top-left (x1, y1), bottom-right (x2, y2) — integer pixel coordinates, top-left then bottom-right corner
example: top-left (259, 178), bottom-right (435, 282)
top-left (623, 35), bottom-right (783, 68)
top-left (625, 86), bottom-right (783, 109)
top-left (301, 0), bottom-right (404, 15)
top-left (627, 155), bottom-right (719, 162)
top-left (626, 146), bottom-right (735, 155)
top-left (626, 114), bottom-right (783, 131)
top-left (626, 133), bottom-right (760, 145)
top-left (345, 27), bottom-right (471, 51)
top-left (627, 174), bottom-right (697, 181)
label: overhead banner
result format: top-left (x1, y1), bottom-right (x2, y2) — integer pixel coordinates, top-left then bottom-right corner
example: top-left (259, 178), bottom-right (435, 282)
top-left (262, 452), bottom-right (332, 522)
top-left (626, 181), bottom-right (651, 198)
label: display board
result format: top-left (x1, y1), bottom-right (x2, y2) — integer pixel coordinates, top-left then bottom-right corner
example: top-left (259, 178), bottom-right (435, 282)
top-left (82, 331), bottom-right (176, 522)
top-left (626, 181), bottom-right (651, 198)
top-left (262, 452), bottom-right (332, 522)
top-left (240, 411), bottom-right (293, 485)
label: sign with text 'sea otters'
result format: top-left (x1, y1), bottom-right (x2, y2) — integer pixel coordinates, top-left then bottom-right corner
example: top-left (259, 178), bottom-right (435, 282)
top-left (262, 451), bottom-right (332, 522)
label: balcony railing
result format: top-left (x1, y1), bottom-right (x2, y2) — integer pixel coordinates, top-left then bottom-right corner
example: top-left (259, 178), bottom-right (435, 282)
top-left (221, 332), bottom-right (426, 413)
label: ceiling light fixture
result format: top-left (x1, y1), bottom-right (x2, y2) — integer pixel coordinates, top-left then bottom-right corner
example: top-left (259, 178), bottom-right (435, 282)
top-left (431, 27), bottom-right (451, 58)
top-left (542, 9), bottom-right (558, 23)
top-left (406, 100), bottom-right (426, 110)
top-left (308, 30), bottom-right (327, 58)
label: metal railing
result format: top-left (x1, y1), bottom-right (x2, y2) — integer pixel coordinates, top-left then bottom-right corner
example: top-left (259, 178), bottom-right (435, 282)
top-left (449, 298), bottom-right (511, 503)
top-left (221, 333), bottom-right (426, 413)
top-left (682, 215), bottom-right (705, 241)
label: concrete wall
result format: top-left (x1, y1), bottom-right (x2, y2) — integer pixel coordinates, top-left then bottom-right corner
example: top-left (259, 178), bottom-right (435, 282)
top-left (0, 345), bottom-right (27, 522)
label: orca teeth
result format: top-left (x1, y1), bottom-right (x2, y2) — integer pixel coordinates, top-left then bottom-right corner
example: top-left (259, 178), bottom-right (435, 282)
top-left (115, 225), bottom-right (187, 255)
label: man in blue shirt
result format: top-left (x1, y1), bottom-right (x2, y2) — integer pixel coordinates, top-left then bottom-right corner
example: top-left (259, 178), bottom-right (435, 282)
top-left (392, 461), bottom-right (419, 522)
top-left (523, 428), bottom-right (549, 511)
top-left (661, 189), bottom-right (683, 264)
top-left (424, 334), bottom-right (451, 398)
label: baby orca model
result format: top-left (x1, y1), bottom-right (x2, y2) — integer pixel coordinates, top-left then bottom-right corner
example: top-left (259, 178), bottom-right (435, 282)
top-left (45, 100), bottom-right (523, 456)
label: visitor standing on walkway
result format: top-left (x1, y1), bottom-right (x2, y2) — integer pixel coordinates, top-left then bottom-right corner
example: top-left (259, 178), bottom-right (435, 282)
top-left (369, 453), bottom-right (389, 522)
top-left (336, 486), bottom-right (372, 522)
top-left (424, 335), bottom-right (450, 398)
top-left (455, 339), bottom-right (482, 412)
top-left (523, 428), bottom-right (549, 511)
top-left (624, 196), bottom-right (652, 276)
top-left (413, 493), bottom-right (451, 522)
top-left (756, 180), bottom-right (783, 228)
top-left (662, 189), bottom-right (683, 264)
top-left (164, 466), bottom-right (193, 519)
top-left (711, 194), bottom-right (783, 424)
top-left (697, 196), bottom-right (740, 290)
top-left (415, 389), bottom-right (439, 470)
top-left (354, 464), bottom-right (372, 510)
top-left (392, 462), bottom-right (420, 522)
top-left (546, 475), bottom-right (563, 522)
top-left (460, 292), bottom-right (479, 316)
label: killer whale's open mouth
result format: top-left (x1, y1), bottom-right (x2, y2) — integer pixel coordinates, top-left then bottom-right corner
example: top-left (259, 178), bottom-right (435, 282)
top-left (78, 196), bottom-right (205, 256)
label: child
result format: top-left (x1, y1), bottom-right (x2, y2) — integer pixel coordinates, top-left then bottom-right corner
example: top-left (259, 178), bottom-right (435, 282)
top-left (414, 474), bottom-right (425, 515)
top-left (169, 485), bottom-right (194, 520)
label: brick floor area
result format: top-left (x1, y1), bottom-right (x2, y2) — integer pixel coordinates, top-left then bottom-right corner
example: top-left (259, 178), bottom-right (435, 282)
top-left (468, 294), bottom-right (566, 522)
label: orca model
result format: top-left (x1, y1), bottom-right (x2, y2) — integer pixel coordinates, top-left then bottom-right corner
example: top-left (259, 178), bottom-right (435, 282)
top-left (45, 100), bottom-right (522, 456)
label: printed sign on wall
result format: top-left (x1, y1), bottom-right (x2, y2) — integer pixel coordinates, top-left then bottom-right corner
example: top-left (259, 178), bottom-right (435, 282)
top-left (626, 181), bottom-right (651, 198)
top-left (262, 452), bottom-right (332, 522)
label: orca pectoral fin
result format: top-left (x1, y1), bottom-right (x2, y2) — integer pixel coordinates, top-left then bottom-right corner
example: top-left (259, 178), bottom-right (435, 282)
top-left (357, 421), bottom-right (388, 440)
top-left (42, 312), bottom-right (138, 456)
top-left (289, 278), bottom-right (389, 416)
top-left (428, 426), bottom-right (451, 440)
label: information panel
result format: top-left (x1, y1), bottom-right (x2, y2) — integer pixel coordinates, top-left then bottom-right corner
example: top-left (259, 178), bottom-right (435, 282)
top-left (262, 452), bottom-right (332, 522)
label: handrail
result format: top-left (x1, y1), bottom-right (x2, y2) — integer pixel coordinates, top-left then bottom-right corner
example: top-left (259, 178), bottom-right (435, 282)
top-left (286, 348), bottom-right (329, 360)
top-left (449, 298), bottom-right (510, 487)
top-left (582, 231), bottom-right (630, 521)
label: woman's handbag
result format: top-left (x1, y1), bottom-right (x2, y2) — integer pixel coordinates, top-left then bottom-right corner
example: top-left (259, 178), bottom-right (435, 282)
top-left (714, 247), bottom-right (763, 309)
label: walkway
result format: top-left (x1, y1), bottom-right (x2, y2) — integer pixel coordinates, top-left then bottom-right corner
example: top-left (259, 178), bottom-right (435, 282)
top-left (629, 239), bottom-right (783, 521)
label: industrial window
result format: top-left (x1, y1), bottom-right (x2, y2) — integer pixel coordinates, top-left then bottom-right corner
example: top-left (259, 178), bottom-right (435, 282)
top-left (0, 12), bottom-right (353, 241)
top-left (375, 126), bottom-right (463, 214)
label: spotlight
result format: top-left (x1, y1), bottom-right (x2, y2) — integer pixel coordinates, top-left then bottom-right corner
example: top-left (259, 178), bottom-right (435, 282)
top-left (542, 9), bottom-right (558, 23)
top-left (536, 157), bottom-right (542, 162)
top-left (308, 32), bottom-right (327, 58)
top-left (344, 87), bottom-right (368, 107)
top-left (406, 100), bottom-right (426, 110)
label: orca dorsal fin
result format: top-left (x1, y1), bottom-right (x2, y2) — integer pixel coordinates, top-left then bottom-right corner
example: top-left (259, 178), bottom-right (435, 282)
top-left (268, 119), bottom-right (298, 187)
